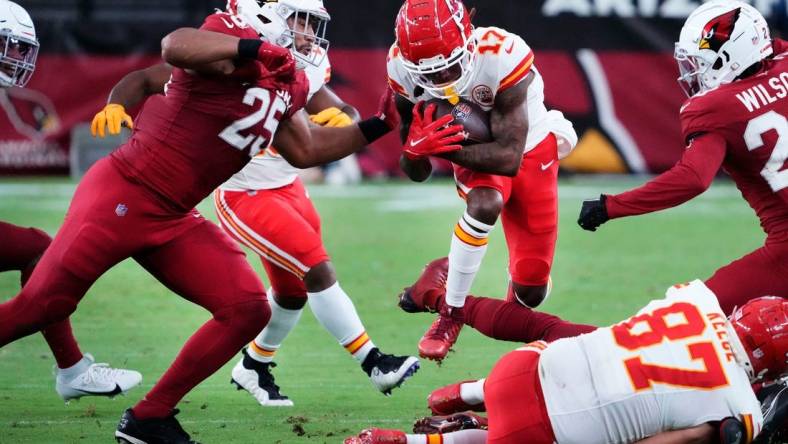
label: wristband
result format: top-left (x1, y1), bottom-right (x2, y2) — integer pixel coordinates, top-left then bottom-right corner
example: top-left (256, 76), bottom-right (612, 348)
top-left (238, 39), bottom-right (263, 60)
top-left (358, 118), bottom-right (390, 143)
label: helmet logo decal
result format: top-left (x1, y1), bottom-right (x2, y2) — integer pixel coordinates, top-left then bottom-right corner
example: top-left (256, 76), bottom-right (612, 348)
top-left (699, 8), bottom-right (741, 52)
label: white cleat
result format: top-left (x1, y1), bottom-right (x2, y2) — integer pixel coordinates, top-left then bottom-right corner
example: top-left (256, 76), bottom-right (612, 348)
top-left (362, 348), bottom-right (420, 395)
top-left (55, 354), bottom-right (142, 402)
top-left (230, 349), bottom-right (294, 407)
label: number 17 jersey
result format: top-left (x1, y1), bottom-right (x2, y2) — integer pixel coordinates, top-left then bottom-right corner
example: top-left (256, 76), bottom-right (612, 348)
top-left (540, 280), bottom-right (762, 443)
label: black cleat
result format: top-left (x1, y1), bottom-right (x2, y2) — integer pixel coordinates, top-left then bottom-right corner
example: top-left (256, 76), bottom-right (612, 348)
top-left (361, 348), bottom-right (420, 395)
top-left (115, 408), bottom-right (198, 444)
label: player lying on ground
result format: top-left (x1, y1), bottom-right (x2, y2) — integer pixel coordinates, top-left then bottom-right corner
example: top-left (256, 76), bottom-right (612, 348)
top-left (0, 1), bottom-right (141, 402)
top-left (0, 4), bottom-right (422, 443)
top-left (91, 0), bottom-right (419, 407)
top-left (347, 284), bottom-right (788, 443)
top-left (578, 0), bottom-right (788, 313)
top-left (388, 0), bottom-right (577, 362)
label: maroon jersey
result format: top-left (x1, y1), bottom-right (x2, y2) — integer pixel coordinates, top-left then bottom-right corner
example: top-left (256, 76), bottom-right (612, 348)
top-left (110, 12), bottom-right (309, 212)
top-left (607, 39), bottom-right (788, 238)
top-left (679, 39), bottom-right (788, 235)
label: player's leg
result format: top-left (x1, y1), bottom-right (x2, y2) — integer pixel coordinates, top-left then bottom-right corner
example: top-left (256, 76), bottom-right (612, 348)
top-left (705, 238), bottom-right (788, 315)
top-left (485, 349), bottom-right (556, 444)
top-left (504, 133), bottom-right (559, 308)
top-left (344, 428), bottom-right (488, 444)
top-left (419, 169), bottom-right (512, 361)
top-left (120, 217), bottom-right (269, 442)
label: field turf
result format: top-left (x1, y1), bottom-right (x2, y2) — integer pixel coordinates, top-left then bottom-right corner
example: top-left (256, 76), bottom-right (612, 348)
top-left (0, 176), bottom-right (762, 443)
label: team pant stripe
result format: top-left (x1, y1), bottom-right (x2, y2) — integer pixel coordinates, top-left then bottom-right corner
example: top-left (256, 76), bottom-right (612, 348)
top-left (743, 414), bottom-right (753, 443)
top-left (453, 223), bottom-right (488, 247)
top-left (249, 341), bottom-right (276, 358)
top-left (426, 434), bottom-right (444, 444)
top-left (213, 191), bottom-right (306, 278)
top-left (344, 332), bottom-right (370, 354)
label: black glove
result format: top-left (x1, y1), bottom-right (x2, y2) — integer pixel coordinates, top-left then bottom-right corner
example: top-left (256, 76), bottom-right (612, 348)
top-left (716, 417), bottom-right (747, 444)
top-left (754, 381), bottom-right (788, 444)
top-left (578, 194), bottom-right (609, 232)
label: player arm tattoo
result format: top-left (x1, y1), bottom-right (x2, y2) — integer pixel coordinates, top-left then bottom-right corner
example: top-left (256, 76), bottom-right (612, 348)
top-left (306, 86), bottom-right (361, 122)
top-left (395, 94), bottom-right (433, 182)
top-left (632, 423), bottom-right (715, 444)
top-left (107, 63), bottom-right (173, 109)
top-left (161, 28), bottom-right (239, 75)
top-left (438, 73), bottom-right (533, 177)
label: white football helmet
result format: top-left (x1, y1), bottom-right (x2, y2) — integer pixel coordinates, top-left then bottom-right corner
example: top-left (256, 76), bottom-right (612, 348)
top-left (675, 0), bottom-right (772, 97)
top-left (229, 0), bottom-right (330, 68)
top-left (0, 0), bottom-right (39, 88)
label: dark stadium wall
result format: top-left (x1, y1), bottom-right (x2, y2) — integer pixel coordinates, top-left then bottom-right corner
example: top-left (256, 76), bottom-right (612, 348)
top-left (2, 0), bottom-right (785, 175)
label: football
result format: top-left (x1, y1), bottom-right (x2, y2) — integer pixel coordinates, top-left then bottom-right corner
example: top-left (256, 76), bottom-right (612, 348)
top-left (426, 98), bottom-right (492, 145)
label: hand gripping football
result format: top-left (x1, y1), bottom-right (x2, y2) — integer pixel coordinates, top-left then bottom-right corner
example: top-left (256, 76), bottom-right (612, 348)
top-left (425, 98), bottom-right (492, 145)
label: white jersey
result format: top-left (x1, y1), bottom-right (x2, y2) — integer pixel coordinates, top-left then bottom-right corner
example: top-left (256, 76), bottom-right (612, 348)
top-left (221, 49), bottom-right (331, 191)
top-left (386, 26), bottom-right (577, 158)
top-left (541, 280), bottom-right (762, 444)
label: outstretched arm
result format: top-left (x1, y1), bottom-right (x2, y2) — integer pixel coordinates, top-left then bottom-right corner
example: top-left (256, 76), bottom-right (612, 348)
top-left (306, 85), bottom-right (361, 123)
top-left (438, 73), bottom-right (532, 177)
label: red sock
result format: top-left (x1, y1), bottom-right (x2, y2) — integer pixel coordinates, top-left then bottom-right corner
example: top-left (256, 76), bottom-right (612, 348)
top-left (463, 295), bottom-right (597, 343)
top-left (133, 299), bottom-right (270, 420)
top-left (41, 321), bottom-right (84, 369)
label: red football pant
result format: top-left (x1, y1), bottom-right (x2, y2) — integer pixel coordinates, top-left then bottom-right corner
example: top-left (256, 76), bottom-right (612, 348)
top-left (0, 221), bottom-right (83, 368)
top-left (214, 179), bottom-right (329, 299)
top-left (463, 294), bottom-right (597, 343)
top-left (706, 234), bottom-right (788, 315)
top-left (485, 348), bottom-right (556, 444)
top-left (0, 158), bottom-right (270, 419)
top-left (454, 134), bottom-right (558, 286)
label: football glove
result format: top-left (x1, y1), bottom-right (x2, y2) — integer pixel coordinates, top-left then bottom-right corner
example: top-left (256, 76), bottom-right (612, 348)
top-left (715, 417), bottom-right (748, 444)
top-left (577, 194), bottom-right (609, 232)
top-left (412, 412), bottom-right (488, 434)
top-left (257, 41), bottom-right (296, 82)
top-left (403, 102), bottom-right (464, 160)
top-left (90, 104), bottom-right (133, 138)
top-left (310, 107), bottom-right (353, 128)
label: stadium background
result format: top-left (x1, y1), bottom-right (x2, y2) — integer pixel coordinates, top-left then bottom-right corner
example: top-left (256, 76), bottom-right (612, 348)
top-left (4, 0), bottom-right (786, 177)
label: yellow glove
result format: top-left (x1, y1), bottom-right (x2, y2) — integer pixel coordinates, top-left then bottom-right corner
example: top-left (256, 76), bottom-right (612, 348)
top-left (91, 104), bottom-right (133, 138)
top-left (309, 107), bottom-right (353, 128)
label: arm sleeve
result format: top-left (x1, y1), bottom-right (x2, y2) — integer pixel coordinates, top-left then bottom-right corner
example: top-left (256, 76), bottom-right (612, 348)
top-left (606, 132), bottom-right (727, 219)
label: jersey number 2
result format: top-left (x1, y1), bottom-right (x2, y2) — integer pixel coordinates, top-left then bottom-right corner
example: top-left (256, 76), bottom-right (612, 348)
top-left (744, 110), bottom-right (788, 192)
top-left (612, 302), bottom-right (728, 391)
top-left (219, 87), bottom-right (286, 157)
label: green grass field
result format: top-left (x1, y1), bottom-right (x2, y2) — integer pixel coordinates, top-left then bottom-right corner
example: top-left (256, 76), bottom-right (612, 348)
top-left (0, 176), bottom-right (763, 443)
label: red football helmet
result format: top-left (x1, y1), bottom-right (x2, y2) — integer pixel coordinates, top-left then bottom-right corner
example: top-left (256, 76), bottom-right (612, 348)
top-left (395, 0), bottom-right (475, 98)
top-left (729, 296), bottom-right (788, 382)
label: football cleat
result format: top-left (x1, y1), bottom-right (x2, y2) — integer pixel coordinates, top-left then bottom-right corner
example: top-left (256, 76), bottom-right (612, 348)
top-left (361, 348), bottom-right (420, 395)
top-left (344, 428), bottom-right (406, 444)
top-left (428, 380), bottom-right (485, 415)
top-left (56, 353), bottom-right (142, 402)
top-left (413, 411), bottom-right (489, 434)
top-left (230, 349), bottom-right (293, 407)
top-left (418, 305), bottom-right (464, 362)
top-left (115, 408), bottom-right (198, 444)
top-left (398, 257), bottom-right (448, 313)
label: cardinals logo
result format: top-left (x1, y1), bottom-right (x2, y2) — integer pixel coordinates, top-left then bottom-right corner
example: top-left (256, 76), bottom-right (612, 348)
top-left (699, 8), bottom-right (741, 52)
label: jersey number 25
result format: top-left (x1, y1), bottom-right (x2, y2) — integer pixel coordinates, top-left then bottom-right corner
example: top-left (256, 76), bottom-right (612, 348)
top-left (219, 87), bottom-right (287, 157)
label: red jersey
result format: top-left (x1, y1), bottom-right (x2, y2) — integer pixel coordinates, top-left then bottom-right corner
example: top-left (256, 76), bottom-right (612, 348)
top-left (110, 12), bottom-right (309, 212)
top-left (608, 39), bottom-right (788, 237)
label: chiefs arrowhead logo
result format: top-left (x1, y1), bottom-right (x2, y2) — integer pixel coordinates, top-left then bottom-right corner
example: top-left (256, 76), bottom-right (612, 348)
top-left (699, 8), bottom-right (741, 52)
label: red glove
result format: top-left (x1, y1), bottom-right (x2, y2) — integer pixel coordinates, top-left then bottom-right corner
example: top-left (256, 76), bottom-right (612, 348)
top-left (403, 102), bottom-right (465, 160)
top-left (257, 41), bottom-right (296, 82)
top-left (375, 86), bottom-right (399, 131)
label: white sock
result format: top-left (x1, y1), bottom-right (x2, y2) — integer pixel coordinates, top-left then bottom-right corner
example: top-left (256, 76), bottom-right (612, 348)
top-left (406, 430), bottom-right (488, 444)
top-left (308, 281), bottom-right (375, 363)
top-left (248, 292), bottom-right (303, 363)
top-left (446, 211), bottom-right (494, 308)
top-left (57, 354), bottom-right (89, 379)
top-left (460, 378), bottom-right (485, 405)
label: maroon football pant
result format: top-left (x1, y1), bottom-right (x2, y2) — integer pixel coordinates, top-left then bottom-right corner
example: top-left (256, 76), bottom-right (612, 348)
top-left (0, 221), bottom-right (83, 368)
top-left (706, 234), bottom-right (788, 315)
top-left (0, 158), bottom-right (270, 419)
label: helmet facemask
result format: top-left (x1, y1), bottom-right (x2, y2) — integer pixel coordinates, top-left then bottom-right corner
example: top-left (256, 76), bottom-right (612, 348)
top-left (675, 45), bottom-right (707, 98)
top-left (0, 30), bottom-right (38, 88)
top-left (282, 4), bottom-right (330, 69)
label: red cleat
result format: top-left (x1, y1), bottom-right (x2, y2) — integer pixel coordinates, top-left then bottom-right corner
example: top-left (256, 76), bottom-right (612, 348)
top-left (428, 380), bottom-right (485, 415)
top-left (344, 428), bottom-right (406, 444)
top-left (398, 257), bottom-right (448, 313)
top-left (418, 305), bottom-right (464, 361)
